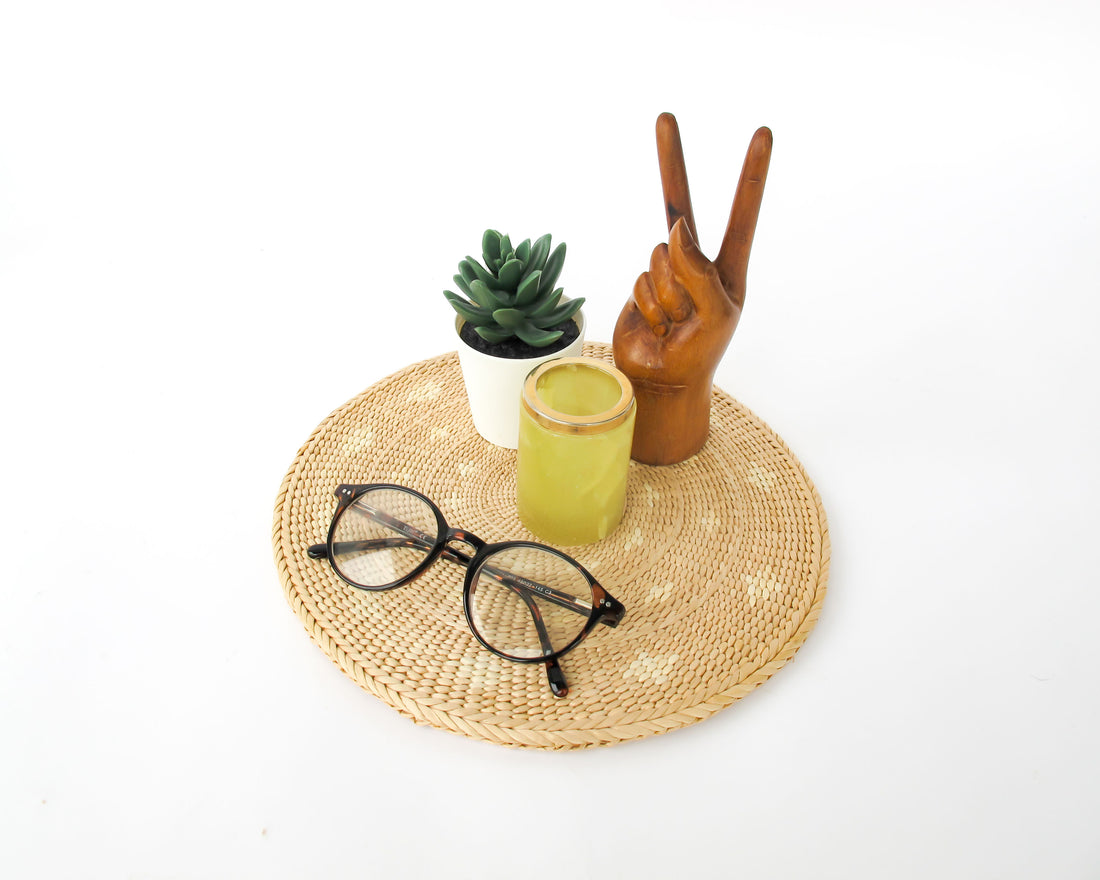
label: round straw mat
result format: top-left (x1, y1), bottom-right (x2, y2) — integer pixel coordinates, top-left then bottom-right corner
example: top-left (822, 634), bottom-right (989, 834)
top-left (272, 343), bottom-right (829, 750)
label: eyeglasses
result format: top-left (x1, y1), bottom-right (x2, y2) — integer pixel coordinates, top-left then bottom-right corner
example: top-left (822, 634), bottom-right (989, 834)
top-left (307, 484), bottom-right (626, 698)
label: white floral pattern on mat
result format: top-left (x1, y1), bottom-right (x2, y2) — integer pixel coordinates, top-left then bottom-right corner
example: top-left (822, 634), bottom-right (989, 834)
top-left (406, 380), bottom-right (443, 404)
top-left (455, 652), bottom-right (503, 689)
top-left (741, 565), bottom-right (779, 606)
top-left (341, 428), bottom-right (375, 458)
top-left (647, 581), bottom-right (676, 603)
top-left (698, 511), bottom-right (723, 532)
top-left (746, 463), bottom-right (775, 493)
top-left (625, 651), bottom-right (681, 685)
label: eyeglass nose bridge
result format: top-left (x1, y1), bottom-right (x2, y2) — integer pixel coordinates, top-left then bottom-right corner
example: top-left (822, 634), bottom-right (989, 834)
top-left (440, 528), bottom-right (487, 566)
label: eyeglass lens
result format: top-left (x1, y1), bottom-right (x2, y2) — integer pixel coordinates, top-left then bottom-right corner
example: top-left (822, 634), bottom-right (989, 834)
top-left (468, 545), bottom-right (594, 659)
top-left (330, 487), bottom-right (440, 588)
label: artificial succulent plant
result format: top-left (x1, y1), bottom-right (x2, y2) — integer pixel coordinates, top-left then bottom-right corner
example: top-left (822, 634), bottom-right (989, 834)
top-left (444, 229), bottom-right (584, 348)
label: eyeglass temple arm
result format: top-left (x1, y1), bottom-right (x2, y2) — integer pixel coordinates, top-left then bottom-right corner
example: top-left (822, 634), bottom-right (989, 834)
top-left (501, 580), bottom-right (568, 698)
top-left (308, 537), bottom-right (415, 558)
top-left (308, 536), bottom-right (486, 572)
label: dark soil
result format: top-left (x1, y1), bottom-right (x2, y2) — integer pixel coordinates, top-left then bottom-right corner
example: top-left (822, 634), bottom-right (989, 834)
top-left (458, 319), bottom-right (580, 360)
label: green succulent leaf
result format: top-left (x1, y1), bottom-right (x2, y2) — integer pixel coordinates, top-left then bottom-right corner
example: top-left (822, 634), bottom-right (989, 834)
top-left (491, 307), bottom-right (526, 329)
top-left (452, 273), bottom-right (475, 299)
top-left (468, 279), bottom-right (510, 311)
top-left (514, 270), bottom-right (542, 308)
top-left (482, 229), bottom-right (502, 264)
top-left (474, 324), bottom-right (513, 343)
top-left (527, 289), bottom-right (564, 319)
top-left (498, 234), bottom-right (512, 263)
top-left (496, 258), bottom-right (524, 291)
top-left (538, 242), bottom-right (567, 296)
top-left (514, 320), bottom-right (563, 347)
top-left (465, 256), bottom-right (504, 291)
top-left (458, 260), bottom-right (478, 284)
top-left (444, 291), bottom-right (493, 324)
top-left (530, 295), bottom-right (584, 329)
top-left (515, 238), bottom-right (531, 265)
top-left (520, 234), bottom-right (551, 282)
top-left (535, 234), bottom-right (552, 265)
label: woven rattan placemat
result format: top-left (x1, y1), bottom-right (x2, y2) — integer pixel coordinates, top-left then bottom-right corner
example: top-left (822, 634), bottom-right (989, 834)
top-left (272, 343), bottom-right (829, 749)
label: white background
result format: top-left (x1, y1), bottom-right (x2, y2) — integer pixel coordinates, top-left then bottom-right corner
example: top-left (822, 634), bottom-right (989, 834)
top-left (3, 1), bottom-right (1098, 877)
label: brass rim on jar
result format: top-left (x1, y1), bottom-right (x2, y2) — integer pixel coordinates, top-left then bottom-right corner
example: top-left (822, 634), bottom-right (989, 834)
top-left (521, 357), bottom-right (635, 436)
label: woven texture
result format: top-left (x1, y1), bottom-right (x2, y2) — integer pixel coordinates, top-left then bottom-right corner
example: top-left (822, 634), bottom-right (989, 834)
top-left (272, 343), bottom-right (829, 749)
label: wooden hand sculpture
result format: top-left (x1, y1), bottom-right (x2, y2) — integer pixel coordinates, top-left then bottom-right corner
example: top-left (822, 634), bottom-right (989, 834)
top-left (613, 113), bottom-right (773, 465)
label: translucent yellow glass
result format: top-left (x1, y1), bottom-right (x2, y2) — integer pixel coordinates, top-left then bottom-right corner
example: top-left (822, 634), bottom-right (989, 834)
top-left (517, 359), bottom-right (636, 545)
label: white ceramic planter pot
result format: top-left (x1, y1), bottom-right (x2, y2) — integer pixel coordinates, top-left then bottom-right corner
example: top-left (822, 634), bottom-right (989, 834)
top-left (456, 309), bottom-right (586, 449)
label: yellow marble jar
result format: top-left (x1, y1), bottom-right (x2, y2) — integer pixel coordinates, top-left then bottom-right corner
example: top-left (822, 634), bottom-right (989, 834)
top-left (517, 357), bottom-right (636, 545)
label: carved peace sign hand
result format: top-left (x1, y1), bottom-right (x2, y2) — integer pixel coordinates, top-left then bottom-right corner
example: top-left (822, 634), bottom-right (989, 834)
top-left (613, 113), bottom-right (773, 464)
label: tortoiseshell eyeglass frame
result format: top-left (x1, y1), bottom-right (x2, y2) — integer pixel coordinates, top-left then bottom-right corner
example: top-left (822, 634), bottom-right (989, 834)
top-left (307, 483), bottom-right (625, 698)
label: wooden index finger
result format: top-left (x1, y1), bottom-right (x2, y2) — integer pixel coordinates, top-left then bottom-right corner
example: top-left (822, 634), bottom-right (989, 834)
top-left (715, 126), bottom-right (773, 308)
top-left (656, 112), bottom-right (699, 245)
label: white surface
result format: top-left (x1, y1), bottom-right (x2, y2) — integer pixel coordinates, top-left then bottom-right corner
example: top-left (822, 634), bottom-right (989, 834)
top-left (2, 1), bottom-right (1098, 877)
